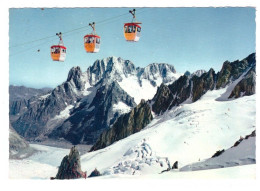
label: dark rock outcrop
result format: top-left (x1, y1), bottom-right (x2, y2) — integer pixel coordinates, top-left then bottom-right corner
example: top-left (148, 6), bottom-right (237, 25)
top-left (229, 65), bottom-right (256, 98)
top-left (172, 161), bottom-right (178, 169)
top-left (152, 75), bottom-right (192, 115)
top-left (191, 68), bottom-right (216, 102)
top-left (211, 149), bottom-right (225, 158)
top-left (232, 130), bottom-right (256, 148)
top-left (90, 100), bottom-right (153, 151)
top-left (184, 71), bottom-right (191, 77)
top-left (216, 53), bottom-right (255, 89)
top-left (53, 146), bottom-right (86, 179)
top-left (151, 53), bottom-right (255, 115)
top-left (152, 84), bottom-right (173, 115)
top-left (88, 168), bottom-right (101, 178)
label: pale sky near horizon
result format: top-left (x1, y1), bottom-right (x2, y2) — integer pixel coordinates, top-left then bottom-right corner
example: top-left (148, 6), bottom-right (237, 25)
top-left (9, 7), bottom-right (255, 88)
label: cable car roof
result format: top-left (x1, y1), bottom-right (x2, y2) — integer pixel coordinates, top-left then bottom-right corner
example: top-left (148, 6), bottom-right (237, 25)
top-left (51, 45), bottom-right (67, 49)
top-left (84, 34), bottom-right (101, 38)
top-left (124, 23), bottom-right (142, 27)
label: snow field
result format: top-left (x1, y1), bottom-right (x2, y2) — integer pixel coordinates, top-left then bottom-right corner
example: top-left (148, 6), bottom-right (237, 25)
top-left (112, 101), bottom-right (132, 115)
top-left (9, 144), bottom-right (70, 179)
top-left (81, 87), bottom-right (255, 175)
top-left (118, 75), bottom-right (157, 104)
top-left (9, 85), bottom-right (256, 179)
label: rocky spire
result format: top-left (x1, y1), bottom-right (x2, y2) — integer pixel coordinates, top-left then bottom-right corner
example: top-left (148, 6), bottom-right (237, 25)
top-left (67, 66), bottom-right (84, 90)
top-left (52, 146), bottom-right (86, 179)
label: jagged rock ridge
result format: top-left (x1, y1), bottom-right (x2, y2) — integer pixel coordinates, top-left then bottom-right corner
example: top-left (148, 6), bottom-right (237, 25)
top-left (152, 53), bottom-right (255, 115)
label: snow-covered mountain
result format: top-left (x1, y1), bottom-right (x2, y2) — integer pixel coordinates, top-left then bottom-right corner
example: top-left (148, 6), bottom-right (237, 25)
top-left (10, 56), bottom-right (181, 144)
top-left (9, 87), bottom-right (256, 178)
top-left (9, 53), bottom-right (256, 179)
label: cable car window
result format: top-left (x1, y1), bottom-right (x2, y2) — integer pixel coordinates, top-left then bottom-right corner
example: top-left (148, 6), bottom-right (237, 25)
top-left (128, 25), bottom-right (133, 33)
top-left (62, 49), bottom-right (66, 53)
top-left (132, 26), bottom-right (136, 33)
top-left (96, 38), bottom-right (100, 44)
top-left (89, 37), bottom-right (94, 43)
top-left (137, 27), bottom-right (141, 32)
top-left (54, 47), bottom-right (60, 54)
top-left (84, 37), bottom-right (89, 43)
top-left (125, 26), bottom-right (128, 33)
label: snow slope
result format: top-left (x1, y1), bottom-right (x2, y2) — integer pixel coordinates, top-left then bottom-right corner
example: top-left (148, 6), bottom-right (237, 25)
top-left (80, 87), bottom-right (255, 175)
top-left (9, 86), bottom-right (256, 179)
top-left (180, 136), bottom-right (255, 171)
top-left (8, 144), bottom-right (255, 179)
top-left (99, 164), bottom-right (255, 179)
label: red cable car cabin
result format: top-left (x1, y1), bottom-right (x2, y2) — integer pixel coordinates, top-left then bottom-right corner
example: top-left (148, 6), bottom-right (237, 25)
top-left (124, 22), bottom-right (141, 42)
top-left (50, 32), bottom-right (66, 62)
top-left (50, 45), bottom-right (66, 62)
top-left (84, 34), bottom-right (101, 53)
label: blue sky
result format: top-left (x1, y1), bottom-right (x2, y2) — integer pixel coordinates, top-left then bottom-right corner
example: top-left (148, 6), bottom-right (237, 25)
top-left (9, 7), bottom-right (255, 88)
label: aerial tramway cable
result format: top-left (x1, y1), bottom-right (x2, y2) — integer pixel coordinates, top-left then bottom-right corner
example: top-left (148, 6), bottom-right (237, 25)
top-left (10, 8), bottom-right (147, 57)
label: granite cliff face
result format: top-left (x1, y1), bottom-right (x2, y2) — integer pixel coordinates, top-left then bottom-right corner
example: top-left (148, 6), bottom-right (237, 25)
top-left (228, 65), bottom-right (256, 98)
top-left (191, 68), bottom-right (216, 102)
top-left (216, 53), bottom-right (255, 89)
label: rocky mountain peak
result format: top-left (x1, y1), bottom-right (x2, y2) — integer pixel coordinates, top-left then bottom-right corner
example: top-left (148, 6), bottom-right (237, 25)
top-left (216, 53), bottom-right (255, 89)
top-left (67, 66), bottom-right (82, 81)
top-left (138, 63), bottom-right (178, 86)
top-left (184, 71), bottom-right (191, 76)
top-left (67, 66), bottom-right (84, 90)
top-left (87, 56), bottom-right (136, 85)
top-left (191, 69), bottom-right (207, 77)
